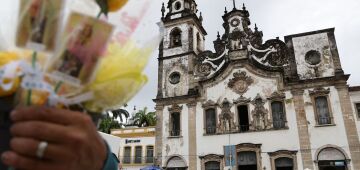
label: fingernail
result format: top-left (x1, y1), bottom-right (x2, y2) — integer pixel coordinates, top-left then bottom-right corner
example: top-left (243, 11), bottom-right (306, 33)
top-left (10, 110), bottom-right (17, 121)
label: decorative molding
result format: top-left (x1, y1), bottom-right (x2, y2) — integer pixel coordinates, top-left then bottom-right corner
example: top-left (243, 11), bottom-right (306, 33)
top-left (168, 104), bottom-right (183, 113)
top-left (228, 71), bottom-right (254, 95)
top-left (199, 154), bottom-right (224, 161)
top-left (235, 143), bottom-right (262, 170)
top-left (251, 94), bottom-right (271, 130)
top-left (267, 91), bottom-right (286, 101)
top-left (268, 150), bottom-right (298, 157)
top-left (233, 96), bottom-right (251, 105)
top-left (217, 98), bottom-right (237, 133)
top-left (236, 143), bottom-right (262, 151)
top-left (199, 154), bottom-right (224, 170)
top-left (202, 100), bottom-right (218, 108)
top-left (268, 150), bottom-right (298, 170)
top-left (309, 87), bottom-right (330, 96)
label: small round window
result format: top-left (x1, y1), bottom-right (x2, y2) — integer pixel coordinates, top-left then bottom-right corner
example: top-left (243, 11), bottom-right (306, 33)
top-left (305, 50), bottom-right (321, 65)
top-left (174, 1), bottom-right (181, 10)
top-left (169, 72), bottom-right (181, 84)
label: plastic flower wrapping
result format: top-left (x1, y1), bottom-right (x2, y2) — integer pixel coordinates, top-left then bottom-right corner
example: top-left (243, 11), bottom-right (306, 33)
top-left (0, 0), bottom-right (161, 113)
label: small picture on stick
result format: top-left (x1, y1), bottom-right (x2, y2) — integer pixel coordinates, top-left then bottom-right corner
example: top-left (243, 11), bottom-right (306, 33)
top-left (16, 0), bottom-right (63, 51)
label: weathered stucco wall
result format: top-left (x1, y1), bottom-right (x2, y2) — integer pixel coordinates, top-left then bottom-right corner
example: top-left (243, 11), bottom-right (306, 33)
top-left (303, 87), bottom-right (353, 168)
top-left (349, 91), bottom-right (360, 141)
top-left (195, 67), bottom-right (304, 170)
top-left (162, 105), bottom-right (190, 167)
top-left (292, 33), bottom-right (335, 80)
top-left (162, 56), bottom-right (190, 98)
top-left (163, 23), bottom-right (190, 57)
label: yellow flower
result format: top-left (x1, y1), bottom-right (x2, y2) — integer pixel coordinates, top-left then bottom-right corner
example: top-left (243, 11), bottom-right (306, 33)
top-left (107, 0), bottom-right (128, 12)
top-left (84, 41), bottom-right (152, 112)
top-left (0, 52), bottom-right (20, 97)
top-left (0, 52), bottom-right (18, 66)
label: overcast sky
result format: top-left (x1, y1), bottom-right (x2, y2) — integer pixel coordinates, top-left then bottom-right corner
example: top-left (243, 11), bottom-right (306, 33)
top-left (1, 0), bottom-right (359, 113)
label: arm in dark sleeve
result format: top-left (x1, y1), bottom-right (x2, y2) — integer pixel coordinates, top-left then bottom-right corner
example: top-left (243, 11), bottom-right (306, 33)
top-left (102, 142), bottom-right (120, 170)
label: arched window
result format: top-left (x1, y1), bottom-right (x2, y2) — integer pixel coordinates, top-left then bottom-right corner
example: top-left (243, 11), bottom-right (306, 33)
top-left (170, 112), bottom-right (181, 136)
top-left (317, 147), bottom-right (347, 170)
top-left (170, 28), bottom-right (182, 47)
top-left (167, 156), bottom-right (187, 170)
top-left (275, 157), bottom-right (293, 170)
top-left (205, 161), bottom-right (220, 170)
top-left (315, 96), bottom-right (331, 125)
top-left (205, 108), bottom-right (216, 134)
top-left (271, 101), bottom-right (286, 129)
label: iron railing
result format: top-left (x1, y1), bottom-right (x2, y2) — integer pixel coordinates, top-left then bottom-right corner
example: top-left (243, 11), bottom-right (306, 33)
top-left (170, 130), bottom-right (181, 137)
top-left (122, 157), bottom-right (155, 164)
top-left (318, 117), bottom-right (331, 125)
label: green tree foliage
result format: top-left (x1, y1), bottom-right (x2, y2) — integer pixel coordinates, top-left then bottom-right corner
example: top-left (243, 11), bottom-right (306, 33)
top-left (132, 107), bottom-right (156, 127)
top-left (99, 108), bottom-right (130, 134)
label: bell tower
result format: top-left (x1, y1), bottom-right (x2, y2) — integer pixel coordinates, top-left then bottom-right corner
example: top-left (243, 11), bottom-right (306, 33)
top-left (156, 0), bottom-right (207, 99)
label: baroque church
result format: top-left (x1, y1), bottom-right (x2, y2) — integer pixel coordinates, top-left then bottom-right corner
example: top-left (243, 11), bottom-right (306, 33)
top-left (152, 0), bottom-right (360, 170)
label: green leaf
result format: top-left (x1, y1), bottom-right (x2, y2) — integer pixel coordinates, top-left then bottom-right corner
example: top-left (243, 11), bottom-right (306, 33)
top-left (95, 0), bottom-right (109, 17)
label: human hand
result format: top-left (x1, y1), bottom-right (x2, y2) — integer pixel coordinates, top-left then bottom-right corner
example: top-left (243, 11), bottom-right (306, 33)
top-left (1, 106), bottom-right (107, 170)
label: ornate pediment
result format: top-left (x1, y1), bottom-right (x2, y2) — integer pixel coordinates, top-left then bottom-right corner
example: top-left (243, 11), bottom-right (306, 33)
top-left (233, 96), bottom-right (251, 105)
top-left (309, 87), bottom-right (330, 96)
top-left (267, 91), bottom-right (286, 101)
top-left (268, 150), bottom-right (298, 157)
top-left (199, 154), bottom-right (224, 160)
top-left (168, 104), bottom-right (183, 113)
top-left (228, 71), bottom-right (254, 95)
top-left (202, 100), bottom-right (218, 109)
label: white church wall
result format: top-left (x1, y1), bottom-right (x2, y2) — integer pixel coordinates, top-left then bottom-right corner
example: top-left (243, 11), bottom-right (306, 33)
top-left (302, 87), bottom-right (352, 165)
top-left (162, 105), bottom-right (190, 167)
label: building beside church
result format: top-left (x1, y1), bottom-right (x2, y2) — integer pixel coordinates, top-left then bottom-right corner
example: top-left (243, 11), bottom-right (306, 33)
top-left (153, 0), bottom-right (360, 170)
top-left (111, 127), bottom-right (156, 170)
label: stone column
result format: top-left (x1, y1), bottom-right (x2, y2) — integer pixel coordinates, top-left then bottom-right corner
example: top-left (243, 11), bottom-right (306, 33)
top-left (291, 90), bottom-right (314, 170)
top-left (155, 104), bottom-right (164, 167)
top-left (187, 102), bottom-right (198, 170)
top-left (336, 85), bottom-right (360, 169)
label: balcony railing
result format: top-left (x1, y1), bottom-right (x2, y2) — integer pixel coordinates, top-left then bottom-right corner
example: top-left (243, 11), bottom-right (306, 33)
top-left (206, 127), bottom-right (216, 134)
top-left (170, 130), bottom-right (181, 137)
top-left (318, 117), bottom-right (332, 125)
top-left (273, 120), bottom-right (286, 129)
top-left (238, 125), bottom-right (250, 132)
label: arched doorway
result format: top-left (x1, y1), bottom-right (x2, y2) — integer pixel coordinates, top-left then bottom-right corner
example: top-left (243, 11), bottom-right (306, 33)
top-left (317, 147), bottom-right (348, 170)
top-left (166, 156), bottom-right (187, 170)
top-left (275, 157), bottom-right (293, 170)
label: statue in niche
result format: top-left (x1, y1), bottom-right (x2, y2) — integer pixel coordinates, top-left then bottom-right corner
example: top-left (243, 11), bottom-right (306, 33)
top-left (218, 98), bottom-right (236, 133)
top-left (250, 94), bottom-right (271, 130)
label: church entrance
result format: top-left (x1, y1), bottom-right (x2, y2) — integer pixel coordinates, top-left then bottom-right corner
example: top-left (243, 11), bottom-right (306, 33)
top-left (317, 147), bottom-right (348, 170)
top-left (237, 105), bottom-right (249, 132)
top-left (237, 151), bottom-right (257, 170)
top-left (318, 161), bottom-right (347, 170)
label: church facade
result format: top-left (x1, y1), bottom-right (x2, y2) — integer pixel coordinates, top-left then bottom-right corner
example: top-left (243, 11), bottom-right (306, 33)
top-left (153, 1), bottom-right (360, 170)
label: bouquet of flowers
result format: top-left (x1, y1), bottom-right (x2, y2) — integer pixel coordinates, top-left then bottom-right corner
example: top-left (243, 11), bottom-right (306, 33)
top-left (0, 0), bottom-right (161, 117)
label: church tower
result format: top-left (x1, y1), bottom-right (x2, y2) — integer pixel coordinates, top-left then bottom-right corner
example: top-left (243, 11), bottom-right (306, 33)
top-left (156, 0), bottom-right (207, 99)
